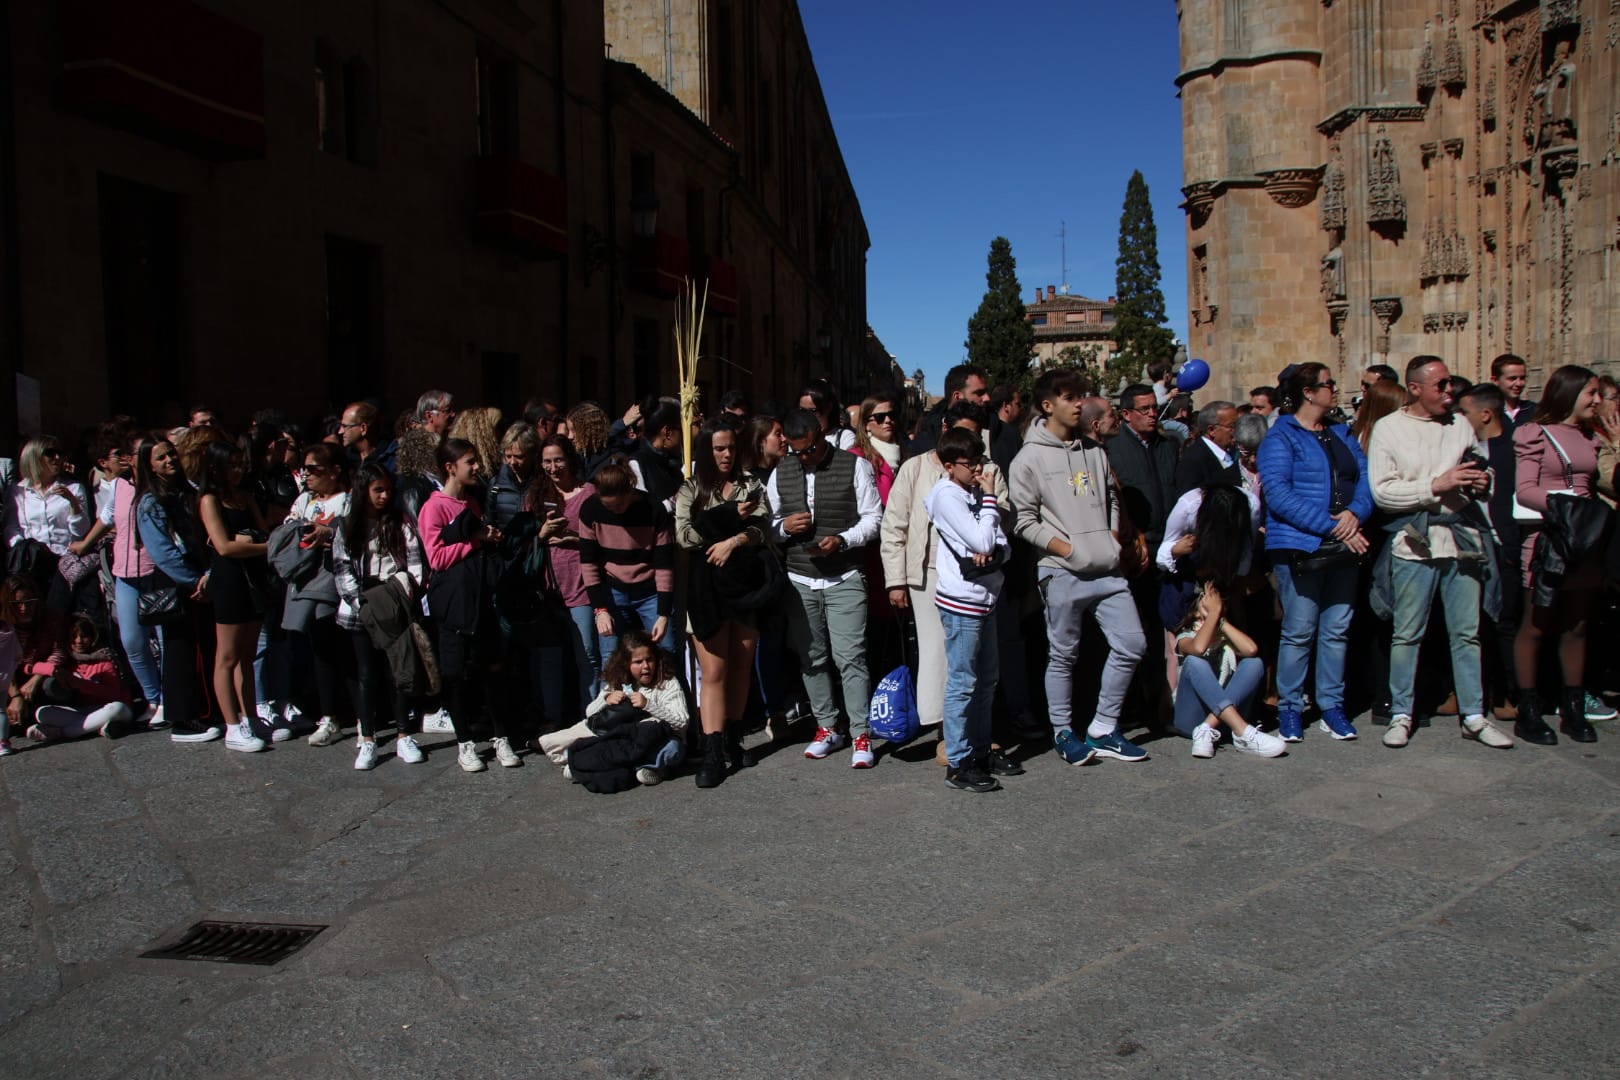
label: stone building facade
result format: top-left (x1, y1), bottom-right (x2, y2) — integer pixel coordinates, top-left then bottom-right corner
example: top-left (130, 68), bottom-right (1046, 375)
top-left (0, 0), bottom-right (873, 439)
top-left (1024, 286), bottom-right (1119, 372)
top-left (1177, 0), bottom-right (1620, 401)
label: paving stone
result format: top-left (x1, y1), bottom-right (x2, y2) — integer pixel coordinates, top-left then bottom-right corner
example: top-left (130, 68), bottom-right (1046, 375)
top-left (25, 816), bottom-right (183, 905)
top-left (1471, 964), bottom-right (1620, 1078)
top-left (1223, 932), bottom-right (1564, 1075)
top-left (50, 883), bottom-right (197, 966)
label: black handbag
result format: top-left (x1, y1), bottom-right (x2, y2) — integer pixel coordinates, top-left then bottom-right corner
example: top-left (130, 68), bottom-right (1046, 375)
top-left (135, 573), bottom-right (187, 626)
top-left (939, 534), bottom-right (1008, 581)
top-left (1293, 539), bottom-right (1366, 574)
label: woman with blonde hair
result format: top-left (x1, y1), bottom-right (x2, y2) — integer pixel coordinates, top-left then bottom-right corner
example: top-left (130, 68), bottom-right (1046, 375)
top-left (449, 407), bottom-right (503, 478)
top-left (2, 436), bottom-right (91, 614)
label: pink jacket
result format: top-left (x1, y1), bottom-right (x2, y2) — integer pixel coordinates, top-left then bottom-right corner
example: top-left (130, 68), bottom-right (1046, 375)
top-left (54, 650), bottom-right (128, 709)
top-left (418, 490), bottom-right (484, 572)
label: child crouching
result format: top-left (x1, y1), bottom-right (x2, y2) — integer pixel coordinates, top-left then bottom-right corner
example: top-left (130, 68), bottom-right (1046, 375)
top-left (538, 630), bottom-right (688, 792)
top-left (28, 616), bottom-right (137, 741)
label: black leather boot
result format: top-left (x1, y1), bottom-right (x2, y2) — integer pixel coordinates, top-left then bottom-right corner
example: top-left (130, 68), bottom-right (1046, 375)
top-left (1559, 688), bottom-right (1597, 743)
top-left (695, 732), bottom-right (727, 788)
top-left (724, 727), bottom-right (756, 770)
top-left (1513, 689), bottom-right (1558, 746)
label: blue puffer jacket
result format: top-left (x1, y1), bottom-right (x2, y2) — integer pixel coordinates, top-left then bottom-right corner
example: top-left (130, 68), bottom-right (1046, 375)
top-left (1257, 415), bottom-right (1373, 553)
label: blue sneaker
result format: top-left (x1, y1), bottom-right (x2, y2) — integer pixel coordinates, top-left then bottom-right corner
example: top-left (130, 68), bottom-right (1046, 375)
top-left (1278, 707), bottom-right (1304, 743)
top-left (1084, 730), bottom-right (1149, 762)
top-left (1317, 707), bottom-right (1358, 741)
top-left (1053, 729), bottom-right (1097, 766)
top-left (1584, 692), bottom-right (1617, 721)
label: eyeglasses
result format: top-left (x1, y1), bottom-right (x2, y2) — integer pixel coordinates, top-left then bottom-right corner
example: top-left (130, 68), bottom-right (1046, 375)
top-left (868, 413), bottom-right (895, 424)
top-left (1313, 380), bottom-right (1338, 391)
top-left (947, 456), bottom-right (988, 469)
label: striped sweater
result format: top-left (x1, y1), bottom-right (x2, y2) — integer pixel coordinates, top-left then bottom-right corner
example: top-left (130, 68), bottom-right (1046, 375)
top-left (923, 476), bottom-right (1007, 617)
top-left (578, 493), bottom-right (676, 615)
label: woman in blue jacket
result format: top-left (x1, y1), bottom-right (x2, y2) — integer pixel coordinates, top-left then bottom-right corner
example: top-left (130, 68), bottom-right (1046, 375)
top-left (1256, 363), bottom-right (1374, 743)
top-left (133, 438), bottom-right (221, 745)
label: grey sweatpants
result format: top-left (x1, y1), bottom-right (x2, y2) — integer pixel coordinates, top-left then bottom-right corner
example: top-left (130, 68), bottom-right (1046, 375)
top-left (1039, 571), bottom-right (1146, 735)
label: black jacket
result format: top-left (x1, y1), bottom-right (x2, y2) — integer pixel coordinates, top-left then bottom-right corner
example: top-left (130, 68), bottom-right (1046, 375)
top-left (483, 464), bottom-right (530, 531)
top-left (1172, 438), bottom-right (1241, 501)
top-left (631, 440), bottom-right (684, 507)
top-left (1106, 429), bottom-right (1181, 548)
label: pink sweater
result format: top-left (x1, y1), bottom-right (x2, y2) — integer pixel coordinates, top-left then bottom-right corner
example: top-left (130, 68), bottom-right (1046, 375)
top-left (418, 490), bottom-right (483, 572)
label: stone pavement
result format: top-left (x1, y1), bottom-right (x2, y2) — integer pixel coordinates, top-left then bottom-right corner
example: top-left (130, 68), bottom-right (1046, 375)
top-left (1, 711), bottom-right (1617, 1079)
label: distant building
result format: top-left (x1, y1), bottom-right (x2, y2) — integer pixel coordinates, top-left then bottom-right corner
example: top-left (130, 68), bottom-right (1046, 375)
top-left (1177, 0), bottom-right (1619, 400)
top-left (0, 0), bottom-right (870, 439)
top-left (1025, 286), bottom-right (1119, 372)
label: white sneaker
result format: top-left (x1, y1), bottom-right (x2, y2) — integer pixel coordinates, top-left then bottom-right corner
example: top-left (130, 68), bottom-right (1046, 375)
top-left (1383, 714), bottom-right (1414, 748)
top-left (1462, 714), bottom-right (1514, 749)
top-left (225, 720), bottom-right (266, 753)
top-left (458, 741), bottom-right (486, 772)
top-left (804, 726), bottom-right (848, 759)
top-left (1232, 726), bottom-right (1287, 758)
top-left (395, 734), bottom-right (425, 764)
top-left (492, 736), bottom-right (522, 768)
top-left (307, 718), bottom-right (342, 747)
top-left (146, 704), bottom-right (167, 730)
top-left (354, 740), bottom-right (378, 770)
top-left (561, 763), bottom-right (574, 781)
top-left (635, 766), bottom-right (662, 786)
top-left (422, 708), bottom-right (455, 734)
top-left (1190, 724), bottom-right (1218, 759)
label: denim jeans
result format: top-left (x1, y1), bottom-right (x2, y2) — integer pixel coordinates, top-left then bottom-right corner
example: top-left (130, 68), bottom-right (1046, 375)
top-left (1173, 655), bottom-right (1264, 736)
top-left (940, 607), bottom-right (999, 767)
top-left (599, 583), bottom-right (673, 662)
top-left (1273, 560), bottom-right (1356, 712)
top-left (113, 577), bottom-right (163, 703)
top-left (1388, 556), bottom-right (1484, 717)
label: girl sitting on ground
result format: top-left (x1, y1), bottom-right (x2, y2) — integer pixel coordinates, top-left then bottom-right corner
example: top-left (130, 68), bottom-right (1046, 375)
top-left (26, 615), bottom-right (137, 741)
top-left (538, 630), bottom-right (688, 787)
top-left (1173, 583), bottom-right (1286, 760)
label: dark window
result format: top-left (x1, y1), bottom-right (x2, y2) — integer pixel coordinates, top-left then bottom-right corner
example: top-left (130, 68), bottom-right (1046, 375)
top-left (325, 235), bottom-right (383, 407)
top-left (482, 352), bottom-right (520, 412)
top-left (99, 175), bottom-right (183, 422)
top-left (1029, 314), bottom-right (1047, 326)
top-left (475, 46), bottom-right (517, 157)
top-left (631, 152), bottom-right (655, 199)
top-left (715, 5), bottom-right (735, 111)
top-left (633, 318), bottom-right (661, 402)
top-left (686, 188), bottom-right (707, 259)
top-left (342, 56), bottom-right (377, 166)
top-left (758, 78), bottom-right (773, 171)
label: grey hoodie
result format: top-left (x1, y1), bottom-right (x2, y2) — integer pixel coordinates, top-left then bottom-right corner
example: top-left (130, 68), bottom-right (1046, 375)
top-left (1008, 419), bottom-right (1121, 577)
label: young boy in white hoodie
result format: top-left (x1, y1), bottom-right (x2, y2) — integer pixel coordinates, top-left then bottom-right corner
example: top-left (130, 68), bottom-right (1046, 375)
top-left (925, 427), bottom-right (1011, 793)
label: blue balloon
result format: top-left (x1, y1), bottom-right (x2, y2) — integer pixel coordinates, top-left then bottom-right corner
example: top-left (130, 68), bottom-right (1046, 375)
top-left (1177, 358), bottom-right (1210, 391)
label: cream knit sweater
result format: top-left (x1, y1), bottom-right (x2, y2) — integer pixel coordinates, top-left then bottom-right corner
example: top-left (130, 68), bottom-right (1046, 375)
top-left (1367, 408), bottom-right (1481, 561)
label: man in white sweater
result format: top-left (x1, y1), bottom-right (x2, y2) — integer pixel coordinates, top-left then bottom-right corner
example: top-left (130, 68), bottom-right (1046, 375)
top-left (1367, 356), bottom-right (1514, 750)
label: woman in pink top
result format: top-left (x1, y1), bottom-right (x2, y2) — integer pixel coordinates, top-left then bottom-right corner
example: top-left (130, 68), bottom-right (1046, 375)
top-left (1511, 365), bottom-right (1612, 745)
top-left (94, 434), bottom-right (164, 718)
top-left (530, 435), bottom-right (599, 715)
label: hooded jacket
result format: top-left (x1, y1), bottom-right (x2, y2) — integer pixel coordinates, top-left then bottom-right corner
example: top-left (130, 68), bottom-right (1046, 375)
top-left (1008, 420), bottom-right (1121, 578)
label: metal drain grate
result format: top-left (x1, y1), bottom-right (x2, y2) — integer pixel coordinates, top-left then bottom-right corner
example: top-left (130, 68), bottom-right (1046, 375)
top-left (142, 920), bottom-right (327, 966)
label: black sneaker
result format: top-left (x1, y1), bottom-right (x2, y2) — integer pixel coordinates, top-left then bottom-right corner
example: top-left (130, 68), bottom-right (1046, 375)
top-left (944, 761), bottom-right (1002, 793)
top-left (986, 748), bottom-right (1025, 776)
top-left (169, 718), bottom-right (223, 744)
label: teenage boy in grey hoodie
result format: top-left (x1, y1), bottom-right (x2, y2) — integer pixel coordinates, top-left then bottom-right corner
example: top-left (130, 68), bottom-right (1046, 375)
top-left (1009, 369), bottom-right (1149, 765)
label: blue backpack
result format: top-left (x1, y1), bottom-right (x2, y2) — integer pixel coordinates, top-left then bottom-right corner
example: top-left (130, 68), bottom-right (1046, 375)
top-left (868, 665), bottom-right (919, 744)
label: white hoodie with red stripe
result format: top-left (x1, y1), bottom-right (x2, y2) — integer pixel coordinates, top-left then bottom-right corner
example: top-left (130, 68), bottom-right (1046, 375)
top-left (924, 476), bottom-right (1007, 617)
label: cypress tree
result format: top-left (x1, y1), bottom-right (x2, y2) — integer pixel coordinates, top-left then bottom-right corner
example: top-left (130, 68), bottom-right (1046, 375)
top-left (1111, 170), bottom-right (1175, 370)
top-left (965, 236), bottom-right (1036, 393)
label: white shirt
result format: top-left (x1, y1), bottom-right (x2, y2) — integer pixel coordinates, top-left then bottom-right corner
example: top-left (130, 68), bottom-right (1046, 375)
top-left (1200, 435), bottom-right (1234, 469)
top-left (766, 452), bottom-right (882, 589)
top-left (3, 481), bottom-right (90, 555)
top-left (1155, 485), bottom-right (1263, 576)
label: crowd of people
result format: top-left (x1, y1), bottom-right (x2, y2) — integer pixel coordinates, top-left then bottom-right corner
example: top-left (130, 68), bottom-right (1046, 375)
top-left (2, 351), bottom-right (1617, 794)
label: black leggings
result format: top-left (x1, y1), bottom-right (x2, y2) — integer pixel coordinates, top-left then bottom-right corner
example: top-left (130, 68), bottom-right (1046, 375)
top-left (294, 619), bottom-right (347, 720)
top-left (439, 622), bottom-right (510, 743)
top-left (348, 629), bottom-right (414, 739)
top-left (159, 601), bottom-right (213, 726)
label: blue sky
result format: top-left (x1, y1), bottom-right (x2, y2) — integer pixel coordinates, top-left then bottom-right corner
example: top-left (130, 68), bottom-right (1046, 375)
top-left (799, 3), bottom-right (1187, 395)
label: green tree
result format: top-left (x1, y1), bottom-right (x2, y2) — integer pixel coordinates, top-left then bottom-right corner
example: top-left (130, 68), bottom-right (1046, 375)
top-left (965, 236), bottom-right (1036, 393)
top-left (1111, 170), bottom-right (1175, 371)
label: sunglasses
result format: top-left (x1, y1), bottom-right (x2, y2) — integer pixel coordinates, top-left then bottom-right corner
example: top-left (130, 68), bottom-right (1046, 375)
top-left (1313, 380), bottom-right (1338, 391)
top-left (785, 442), bottom-right (823, 457)
top-left (869, 412), bottom-right (895, 424)
top-left (42, 448), bottom-right (62, 458)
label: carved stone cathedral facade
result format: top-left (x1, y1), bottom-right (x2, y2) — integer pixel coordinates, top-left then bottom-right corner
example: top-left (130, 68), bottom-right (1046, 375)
top-left (1177, 0), bottom-right (1620, 400)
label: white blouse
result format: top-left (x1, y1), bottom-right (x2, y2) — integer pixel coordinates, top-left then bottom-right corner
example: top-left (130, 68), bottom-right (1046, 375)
top-left (3, 481), bottom-right (90, 555)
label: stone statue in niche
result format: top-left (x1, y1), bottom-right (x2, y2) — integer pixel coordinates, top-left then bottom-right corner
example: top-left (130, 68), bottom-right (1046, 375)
top-left (1535, 39), bottom-right (1577, 150)
top-left (1320, 247), bottom-right (1345, 300)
